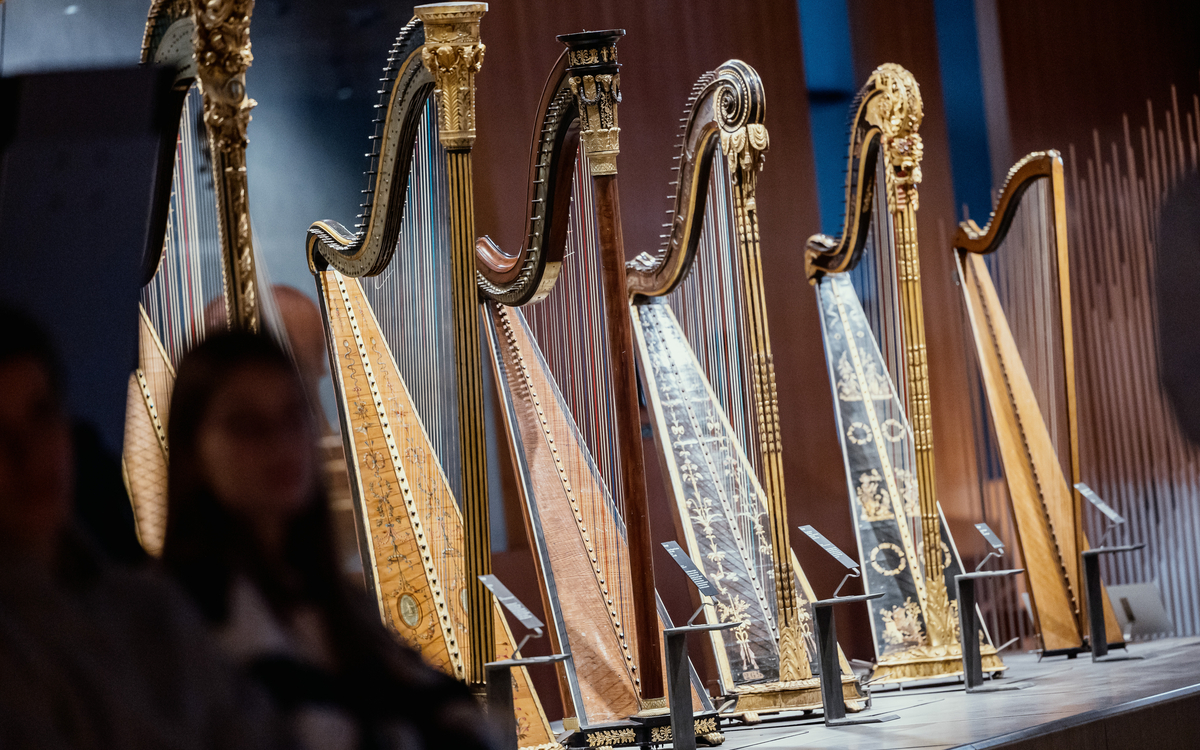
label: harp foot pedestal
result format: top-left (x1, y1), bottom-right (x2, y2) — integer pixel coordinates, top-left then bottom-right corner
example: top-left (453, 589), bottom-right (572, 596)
top-left (871, 643), bottom-right (1006, 684)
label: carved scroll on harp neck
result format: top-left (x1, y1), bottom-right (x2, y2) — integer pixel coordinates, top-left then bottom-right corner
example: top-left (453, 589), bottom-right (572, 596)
top-left (626, 60), bottom-right (768, 299)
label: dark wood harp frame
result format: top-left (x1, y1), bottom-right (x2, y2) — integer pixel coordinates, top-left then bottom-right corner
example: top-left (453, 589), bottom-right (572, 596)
top-left (473, 34), bottom-right (736, 745)
top-left (626, 59), bottom-right (865, 713)
top-left (953, 150), bottom-right (1123, 653)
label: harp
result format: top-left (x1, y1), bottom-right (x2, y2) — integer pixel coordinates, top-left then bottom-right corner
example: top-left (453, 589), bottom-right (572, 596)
top-left (126, 0), bottom-right (264, 556)
top-left (624, 60), bottom-right (864, 714)
top-left (953, 151), bottom-right (1122, 653)
top-left (478, 32), bottom-right (722, 746)
top-left (307, 7), bottom-right (561, 748)
top-left (804, 64), bottom-right (1003, 682)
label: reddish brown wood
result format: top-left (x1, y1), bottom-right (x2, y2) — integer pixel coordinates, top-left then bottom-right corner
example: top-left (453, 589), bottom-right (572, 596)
top-left (592, 173), bottom-right (664, 702)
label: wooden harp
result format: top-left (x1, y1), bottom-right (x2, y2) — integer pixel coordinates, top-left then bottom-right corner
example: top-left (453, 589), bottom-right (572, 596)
top-left (478, 33), bottom-right (722, 747)
top-left (953, 150), bottom-right (1122, 653)
top-left (126, 0), bottom-right (269, 556)
top-left (307, 7), bottom-right (560, 748)
top-left (804, 64), bottom-right (1004, 683)
top-left (625, 60), bottom-right (865, 714)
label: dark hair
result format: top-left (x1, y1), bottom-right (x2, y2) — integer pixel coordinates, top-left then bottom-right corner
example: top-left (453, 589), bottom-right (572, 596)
top-left (161, 331), bottom-right (490, 746)
top-left (0, 303), bottom-right (63, 397)
top-left (161, 331), bottom-right (340, 623)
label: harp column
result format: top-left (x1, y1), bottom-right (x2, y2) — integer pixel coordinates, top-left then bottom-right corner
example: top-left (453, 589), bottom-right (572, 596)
top-left (868, 65), bottom-right (958, 647)
top-left (721, 115), bottom-right (812, 682)
top-left (192, 0), bottom-right (260, 332)
top-left (416, 2), bottom-right (493, 688)
top-left (559, 30), bottom-right (667, 709)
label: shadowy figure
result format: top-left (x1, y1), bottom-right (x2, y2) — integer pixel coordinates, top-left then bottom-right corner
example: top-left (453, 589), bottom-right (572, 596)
top-left (0, 304), bottom-right (274, 749)
top-left (162, 332), bottom-right (496, 750)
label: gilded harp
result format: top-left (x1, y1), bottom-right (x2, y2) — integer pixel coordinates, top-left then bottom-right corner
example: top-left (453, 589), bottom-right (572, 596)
top-left (804, 64), bottom-right (1003, 682)
top-left (953, 151), bottom-right (1122, 653)
top-left (478, 33), bottom-right (720, 746)
top-left (127, 0), bottom-right (265, 555)
top-left (307, 7), bottom-right (559, 748)
top-left (625, 61), bottom-right (864, 714)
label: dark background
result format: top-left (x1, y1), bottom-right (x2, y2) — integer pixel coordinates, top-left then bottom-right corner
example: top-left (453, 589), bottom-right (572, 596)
top-left (6, 0), bottom-right (1198, 706)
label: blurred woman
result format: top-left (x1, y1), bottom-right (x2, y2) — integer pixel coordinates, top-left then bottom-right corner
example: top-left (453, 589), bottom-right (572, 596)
top-left (162, 332), bottom-right (494, 750)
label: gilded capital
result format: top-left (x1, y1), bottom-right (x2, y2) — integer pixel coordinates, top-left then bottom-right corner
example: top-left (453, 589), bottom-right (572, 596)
top-left (866, 63), bottom-right (923, 213)
top-left (714, 60), bottom-right (768, 210)
top-left (559, 30), bottom-right (625, 175)
top-left (416, 3), bottom-right (487, 151)
top-left (192, 0), bottom-right (256, 152)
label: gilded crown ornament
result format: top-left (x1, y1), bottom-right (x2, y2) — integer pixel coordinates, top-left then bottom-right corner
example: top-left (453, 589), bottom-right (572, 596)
top-left (558, 30), bottom-right (625, 175)
top-left (416, 3), bottom-right (487, 151)
top-left (865, 63), bottom-right (923, 213)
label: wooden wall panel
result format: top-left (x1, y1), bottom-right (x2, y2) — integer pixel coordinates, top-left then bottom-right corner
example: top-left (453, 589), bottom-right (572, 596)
top-left (994, 0), bottom-right (1200, 163)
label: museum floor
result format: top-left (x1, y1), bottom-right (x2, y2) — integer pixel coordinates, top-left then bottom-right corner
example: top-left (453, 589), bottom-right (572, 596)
top-left (713, 636), bottom-right (1200, 749)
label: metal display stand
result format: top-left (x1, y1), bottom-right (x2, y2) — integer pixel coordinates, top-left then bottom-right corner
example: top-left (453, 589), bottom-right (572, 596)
top-left (955, 570), bottom-right (1023, 691)
top-left (664, 617), bottom-right (739, 750)
top-left (798, 525), bottom-right (897, 726)
top-left (478, 575), bottom-right (570, 750)
top-left (1083, 545), bottom-right (1146, 662)
top-left (812, 593), bottom-right (897, 725)
top-left (486, 654), bottom-right (571, 750)
top-left (956, 523), bottom-right (1025, 692)
top-left (1073, 483), bottom-right (1146, 663)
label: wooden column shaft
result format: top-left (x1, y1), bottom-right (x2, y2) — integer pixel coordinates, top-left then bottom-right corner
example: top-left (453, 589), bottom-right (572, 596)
top-left (447, 149), bottom-right (494, 685)
top-left (592, 174), bottom-right (665, 702)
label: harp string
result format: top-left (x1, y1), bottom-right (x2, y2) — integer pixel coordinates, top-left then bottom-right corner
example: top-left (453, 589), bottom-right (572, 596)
top-left (141, 82), bottom-right (226, 367)
top-left (663, 149), bottom-right (779, 621)
top-left (355, 100), bottom-right (469, 644)
top-left (849, 157), bottom-right (918, 546)
top-left (519, 149), bottom-right (636, 661)
top-left (360, 100), bottom-right (462, 503)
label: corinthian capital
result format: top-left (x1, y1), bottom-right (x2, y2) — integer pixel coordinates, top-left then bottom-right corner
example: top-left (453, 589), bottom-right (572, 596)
top-left (416, 3), bottom-right (487, 151)
top-left (558, 30), bottom-right (625, 176)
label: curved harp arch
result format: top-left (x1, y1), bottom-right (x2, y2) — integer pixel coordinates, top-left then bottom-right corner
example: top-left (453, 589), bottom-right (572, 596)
top-left (804, 63), bottom-right (921, 282)
top-left (474, 52), bottom-right (581, 305)
top-left (307, 19), bottom-right (435, 277)
top-left (626, 59), bottom-right (766, 298)
top-left (952, 149), bottom-right (1123, 653)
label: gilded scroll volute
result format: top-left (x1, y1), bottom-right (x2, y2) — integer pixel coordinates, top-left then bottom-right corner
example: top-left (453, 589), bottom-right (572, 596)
top-left (416, 3), bottom-right (487, 151)
top-left (865, 63), bottom-right (923, 214)
top-left (559, 30), bottom-right (625, 176)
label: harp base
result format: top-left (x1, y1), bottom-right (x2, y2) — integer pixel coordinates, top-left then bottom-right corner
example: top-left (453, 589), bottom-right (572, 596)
top-left (564, 714), bottom-right (722, 749)
top-left (871, 644), bottom-right (1006, 684)
top-left (728, 675), bottom-right (867, 716)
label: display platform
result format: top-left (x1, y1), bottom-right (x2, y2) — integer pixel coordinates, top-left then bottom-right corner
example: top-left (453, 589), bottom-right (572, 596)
top-left (717, 636), bottom-right (1200, 749)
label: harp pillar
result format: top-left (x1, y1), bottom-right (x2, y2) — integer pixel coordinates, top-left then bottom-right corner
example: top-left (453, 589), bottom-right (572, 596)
top-left (559, 29), bottom-right (666, 708)
top-left (191, 0), bottom-right (259, 332)
top-left (416, 2), bottom-right (493, 688)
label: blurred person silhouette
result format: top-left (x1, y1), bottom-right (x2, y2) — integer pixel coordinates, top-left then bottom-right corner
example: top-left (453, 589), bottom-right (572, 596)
top-left (0, 303), bottom-right (275, 749)
top-left (161, 331), bottom-right (496, 750)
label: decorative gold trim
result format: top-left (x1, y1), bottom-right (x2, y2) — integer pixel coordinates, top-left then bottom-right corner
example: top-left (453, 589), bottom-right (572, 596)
top-left (584, 728), bottom-right (635, 748)
top-left (416, 3), bottom-right (487, 151)
top-left (191, 0), bottom-right (260, 331)
top-left (560, 32), bottom-right (624, 175)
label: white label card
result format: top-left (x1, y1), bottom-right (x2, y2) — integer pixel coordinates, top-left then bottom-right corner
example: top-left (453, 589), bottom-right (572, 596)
top-left (1074, 483), bottom-right (1125, 524)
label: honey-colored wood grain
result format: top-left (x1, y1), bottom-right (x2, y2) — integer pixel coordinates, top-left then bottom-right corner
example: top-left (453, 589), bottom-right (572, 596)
top-left (321, 272), bottom-right (555, 747)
